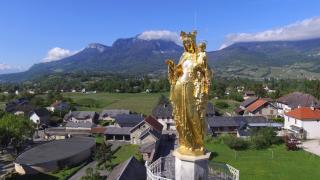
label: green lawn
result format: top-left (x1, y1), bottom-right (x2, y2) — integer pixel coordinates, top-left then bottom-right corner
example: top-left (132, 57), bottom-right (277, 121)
top-left (49, 163), bottom-right (86, 180)
top-left (63, 92), bottom-right (168, 115)
top-left (95, 135), bottom-right (104, 145)
top-left (206, 143), bottom-right (320, 180)
top-left (112, 144), bottom-right (139, 165)
top-left (211, 99), bottom-right (240, 115)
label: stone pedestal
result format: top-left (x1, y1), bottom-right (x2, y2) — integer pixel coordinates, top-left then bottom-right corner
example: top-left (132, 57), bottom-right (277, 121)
top-left (173, 150), bottom-right (211, 180)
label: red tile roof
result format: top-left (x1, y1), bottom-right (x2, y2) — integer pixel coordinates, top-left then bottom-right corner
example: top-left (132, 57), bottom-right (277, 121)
top-left (246, 99), bottom-right (268, 113)
top-left (145, 116), bottom-right (163, 132)
top-left (91, 127), bottom-right (107, 134)
top-left (285, 107), bottom-right (320, 120)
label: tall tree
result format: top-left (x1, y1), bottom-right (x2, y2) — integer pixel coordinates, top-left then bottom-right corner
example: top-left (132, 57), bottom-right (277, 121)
top-left (0, 114), bottom-right (35, 154)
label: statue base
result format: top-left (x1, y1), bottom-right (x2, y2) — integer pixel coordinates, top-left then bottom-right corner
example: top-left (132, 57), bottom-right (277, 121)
top-left (172, 150), bottom-right (211, 180)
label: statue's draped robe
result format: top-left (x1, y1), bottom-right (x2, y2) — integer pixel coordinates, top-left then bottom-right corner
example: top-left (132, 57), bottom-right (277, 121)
top-left (169, 51), bottom-right (211, 155)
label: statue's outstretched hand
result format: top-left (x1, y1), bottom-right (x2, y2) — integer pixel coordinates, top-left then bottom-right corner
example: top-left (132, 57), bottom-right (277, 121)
top-left (166, 59), bottom-right (175, 67)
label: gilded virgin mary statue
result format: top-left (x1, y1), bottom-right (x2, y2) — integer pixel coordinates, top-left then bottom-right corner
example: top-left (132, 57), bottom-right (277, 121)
top-left (166, 31), bottom-right (212, 156)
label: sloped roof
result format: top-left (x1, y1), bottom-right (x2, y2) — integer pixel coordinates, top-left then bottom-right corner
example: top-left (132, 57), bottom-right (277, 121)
top-left (246, 99), bottom-right (268, 113)
top-left (152, 103), bottom-right (173, 118)
top-left (285, 107), bottom-right (320, 120)
top-left (64, 111), bottom-right (97, 121)
top-left (15, 137), bottom-right (95, 165)
top-left (277, 92), bottom-right (319, 108)
top-left (66, 121), bottom-right (95, 128)
top-left (234, 107), bottom-right (245, 115)
top-left (33, 108), bottom-right (50, 117)
top-left (144, 116), bottom-right (163, 132)
top-left (107, 156), bottom-right (146, 180)
top-left (139, 128), bottom-right (161, 141)
top-left (206, 116), bottom-right (270, 128)
top-left (240, 97), bottom-right (258, 108)
top-left (104, 127), bottom-right (132, 135)
top-left (100, 109), bottom-right (130, 118)
top-left (139, 142), bottom-right (156, 153)
top-left (114, 114), bottom-right (144, 127)
top-left (91, 127), bottom-right (106, 134)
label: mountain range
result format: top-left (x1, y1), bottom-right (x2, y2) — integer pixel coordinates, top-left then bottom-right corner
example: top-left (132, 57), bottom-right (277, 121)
top-left (2, 35), bottom-right (320, 82)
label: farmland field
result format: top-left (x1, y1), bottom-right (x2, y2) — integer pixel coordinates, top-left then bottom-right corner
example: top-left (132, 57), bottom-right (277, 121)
top-left (63, 92), bottom-right (168, 115)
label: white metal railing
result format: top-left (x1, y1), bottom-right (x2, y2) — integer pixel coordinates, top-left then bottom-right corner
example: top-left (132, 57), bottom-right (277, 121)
top-left (226, 164), bottom-right (240, 180)
top-left (145, 156), bottom-right (174, 180)
top-left (146, 156), bottom-right (240, 180)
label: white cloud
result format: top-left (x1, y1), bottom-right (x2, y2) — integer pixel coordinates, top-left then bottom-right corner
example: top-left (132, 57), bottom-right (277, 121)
top-left (138, 30), bottom-right (181, 44)
top-left (0, 63), bottom-right (13, 70)
top-left (43, 47), bottom-right (77, 62)
top-left (0, 63), bottom-right (25, 74)
top-left (220, 17), bottom-right (320, 49)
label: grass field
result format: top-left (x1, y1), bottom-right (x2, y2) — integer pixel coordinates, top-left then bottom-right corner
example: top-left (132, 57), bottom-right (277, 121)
top-left (63, 92), bottom-right (168, 115)
top-left (206, 143), bottom-right (320, 180)
top-left (112, 144), bottom-right (139, 165)
top-left (211, 99), bottom-right (240, 115)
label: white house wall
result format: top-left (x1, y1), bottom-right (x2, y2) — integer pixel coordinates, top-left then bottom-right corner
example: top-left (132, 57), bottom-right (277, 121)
top-left (30, 114), bottom-right (40, 124)
top-left (301, 120), bottom-right (320, 139)
top-left (284, 115), bottom-right (320, 139)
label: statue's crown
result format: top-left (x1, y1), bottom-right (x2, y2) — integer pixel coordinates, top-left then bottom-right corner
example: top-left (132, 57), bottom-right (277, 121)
top-left (180, 31), bottom-right (197, 42)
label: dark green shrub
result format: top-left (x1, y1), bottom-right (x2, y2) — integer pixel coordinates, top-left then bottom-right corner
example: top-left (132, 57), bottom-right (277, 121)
top-left (250, 127), bottom-right (282, 149)
top-left (214, 101), bottom-right (229, 109)
top-left (224, 135), bottom-right (249, 150)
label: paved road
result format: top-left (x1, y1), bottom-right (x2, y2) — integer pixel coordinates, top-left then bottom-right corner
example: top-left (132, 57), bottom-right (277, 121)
top-left (302, 140), bottom-right (320, 156)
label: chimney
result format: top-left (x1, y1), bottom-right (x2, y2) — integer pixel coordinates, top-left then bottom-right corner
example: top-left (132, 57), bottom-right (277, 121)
top-left (311, 100), bottom-right (315, 110)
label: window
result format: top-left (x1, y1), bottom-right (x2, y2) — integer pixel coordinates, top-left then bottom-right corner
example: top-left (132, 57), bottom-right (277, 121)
top-left (295, 119), bottom-right (297, 124)
top-left (259, 110), bottom-right (262, 114)
top-left (270, 110), bottom-right (273, 114)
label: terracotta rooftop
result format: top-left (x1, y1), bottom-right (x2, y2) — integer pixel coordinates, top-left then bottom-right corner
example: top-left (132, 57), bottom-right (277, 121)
top-left (246, 99), bottom-right (268, 113)
top-left (285, 107), bottom-right (320, 120)
top-left (144, 115), bottom-right (163, 132)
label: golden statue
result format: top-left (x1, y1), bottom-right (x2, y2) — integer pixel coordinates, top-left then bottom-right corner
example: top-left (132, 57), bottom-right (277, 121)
top-left (166, 31), bottom-right (212, 156)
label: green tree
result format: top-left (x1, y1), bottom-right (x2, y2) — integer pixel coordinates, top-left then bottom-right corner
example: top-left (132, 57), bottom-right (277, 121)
top-left (95, 142), bottom-right (114, 170)
top-left (0, 114), bottom-right (35, 154)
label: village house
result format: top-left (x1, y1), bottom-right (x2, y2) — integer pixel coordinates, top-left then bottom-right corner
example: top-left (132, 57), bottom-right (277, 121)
top-left (235, 97), bottom-right (259, 115)
top-left (5, 98), bottom-right (34, 116)
top-left (276, 92), bottom-right (320, 117)
top-left (47, 101), bottom-right (70, 112)
top-left (284, 106), bottom-right (320, 139)
top-left (245, 99), bottom-right (278, 117)
top-left (64, 111), bottom-right (98, 130)
top-left (104, 126), bottom-right (132, 142)
top-left (206, 116), bottom-right (282, 137)
top-left (130, 116), bottom-right (163, 145)
top-left (29, 108), bottom-right (51, 126)
top-left (113, 114), bottom-right (144, 127)
top-left (130, 116), bottom-right (163, 161)
top-left (243, 91), bottom-right (256, 100)
top-left (99, 109), bottom-right (130, 121)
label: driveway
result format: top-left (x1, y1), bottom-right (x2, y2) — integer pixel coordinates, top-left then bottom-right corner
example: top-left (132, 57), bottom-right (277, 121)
top-left (302, 139), bottom-right (320, 156)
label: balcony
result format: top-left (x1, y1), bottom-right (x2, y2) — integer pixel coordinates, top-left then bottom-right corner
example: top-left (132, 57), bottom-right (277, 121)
top-left (146, 156), bottom-right (239, 180)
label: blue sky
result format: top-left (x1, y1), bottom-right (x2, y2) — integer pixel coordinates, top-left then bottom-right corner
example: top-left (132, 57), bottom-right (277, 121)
top-left (0, 0), bottom-right (320, 72)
